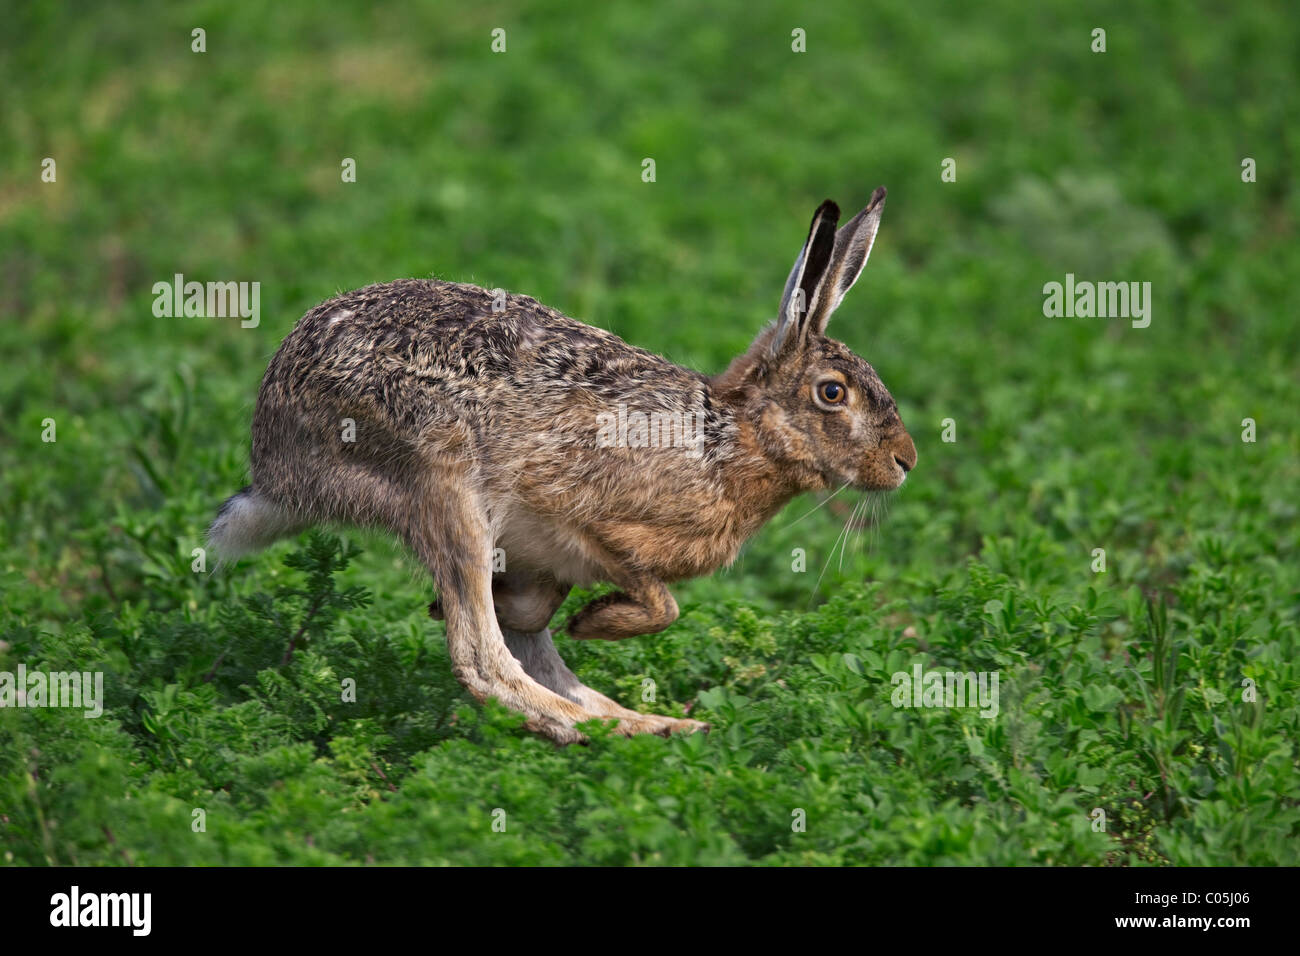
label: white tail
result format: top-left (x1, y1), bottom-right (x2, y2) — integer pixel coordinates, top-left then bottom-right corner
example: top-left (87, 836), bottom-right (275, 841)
top-left (207, 486), bottom-right (304, 559)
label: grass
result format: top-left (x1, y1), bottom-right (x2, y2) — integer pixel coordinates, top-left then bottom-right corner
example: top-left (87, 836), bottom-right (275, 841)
top-left (1, 0), bottom-right (1297, 865)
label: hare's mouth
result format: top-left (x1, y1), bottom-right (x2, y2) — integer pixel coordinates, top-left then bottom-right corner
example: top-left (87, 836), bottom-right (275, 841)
top-left (854, 466), bottom-right (908, 492)
top-left (855, 479), bottom-right (904, 493)
top-left (887, 453), bottom-right (913, 488)
top-left (849, 447), bottom-right (914, 492)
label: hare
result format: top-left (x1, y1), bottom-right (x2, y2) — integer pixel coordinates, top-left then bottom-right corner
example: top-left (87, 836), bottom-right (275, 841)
top-left (208, 187), bottom-right (915, 744)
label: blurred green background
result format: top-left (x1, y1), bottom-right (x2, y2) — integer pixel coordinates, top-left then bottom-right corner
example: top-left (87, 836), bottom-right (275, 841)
top-left (1, 1), bottom-right (1296, 865)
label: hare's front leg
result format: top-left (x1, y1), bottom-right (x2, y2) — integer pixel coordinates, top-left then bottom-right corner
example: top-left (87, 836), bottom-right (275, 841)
top-left (566, 574), bottom-right (680, 641)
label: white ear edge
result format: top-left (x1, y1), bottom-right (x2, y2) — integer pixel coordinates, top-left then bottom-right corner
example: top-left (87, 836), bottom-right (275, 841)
top-left (771, 200), bottom-right (840, 357)
top-left (771, 246), bottom-right (810, 357)
top-left (810, 187), bottom-right (886, 334)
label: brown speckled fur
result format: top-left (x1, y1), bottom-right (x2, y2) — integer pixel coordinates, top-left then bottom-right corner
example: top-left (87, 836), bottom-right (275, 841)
top-left (211, 188), bottom-right (915, 744)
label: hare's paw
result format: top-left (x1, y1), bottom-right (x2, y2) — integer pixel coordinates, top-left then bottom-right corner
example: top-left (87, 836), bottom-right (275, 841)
top-left (567, 579), bottom-right (679, 641)
top-left (612, 714), bottom-right (710, 738)
top-left (523, 715), bottom-right (590, 746)
top-left (450, 662), bottom-right (602, 747)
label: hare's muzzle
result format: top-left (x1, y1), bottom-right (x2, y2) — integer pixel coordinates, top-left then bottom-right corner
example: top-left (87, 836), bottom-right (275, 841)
top-left (892, 432), bottom-right (917, 477)
top-left (867, 429), bottom-right (916, 489)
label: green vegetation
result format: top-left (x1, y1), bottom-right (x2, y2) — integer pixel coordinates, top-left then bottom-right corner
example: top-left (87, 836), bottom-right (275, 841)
top-left (2, 1), bottom-right (1297, 865)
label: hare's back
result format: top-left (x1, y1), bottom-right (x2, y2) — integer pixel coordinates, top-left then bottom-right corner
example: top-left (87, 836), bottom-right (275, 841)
top-left (261, 278), bottom-right (703, 429)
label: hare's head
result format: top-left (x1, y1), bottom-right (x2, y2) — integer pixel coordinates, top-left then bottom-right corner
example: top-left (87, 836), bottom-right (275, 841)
top-left (715, 188), bottom-right (916, 492)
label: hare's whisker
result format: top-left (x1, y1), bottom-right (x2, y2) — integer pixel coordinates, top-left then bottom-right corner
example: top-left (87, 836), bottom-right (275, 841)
top-left (781, 480), bottom-right (852, 529)
top-left (837, 501), bottom-right (855, 573)
top-left (809, 498), bottom-right (857, 604)
top-left (852, 496), bottom-right (869, 559)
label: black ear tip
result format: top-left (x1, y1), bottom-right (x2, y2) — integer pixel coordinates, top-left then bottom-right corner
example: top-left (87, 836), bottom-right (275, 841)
top-left (870, 186), bottom-right (887, 206)
top-left (816, 199), bottom-right (841, 220)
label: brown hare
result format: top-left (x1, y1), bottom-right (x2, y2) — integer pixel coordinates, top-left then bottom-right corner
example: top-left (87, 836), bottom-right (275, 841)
top-left (209, 187), bottom-right (916, 744)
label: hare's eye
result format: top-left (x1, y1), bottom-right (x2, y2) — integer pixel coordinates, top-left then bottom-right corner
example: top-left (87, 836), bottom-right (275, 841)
top-left (817, 381), bottom-right (847, 405)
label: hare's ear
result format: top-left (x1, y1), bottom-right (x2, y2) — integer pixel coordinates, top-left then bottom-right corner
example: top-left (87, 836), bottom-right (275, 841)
top-left (770, 199), bottom-right (840, 358)
top-left (806, 186), bottom-right (886, 336)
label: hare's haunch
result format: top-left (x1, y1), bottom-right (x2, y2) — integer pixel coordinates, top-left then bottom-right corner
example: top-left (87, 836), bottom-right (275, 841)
top-left (209, 189), bottom-right (915, 743)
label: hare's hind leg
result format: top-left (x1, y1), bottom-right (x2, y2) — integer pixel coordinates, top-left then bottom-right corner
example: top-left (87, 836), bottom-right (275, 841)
top-left (501, 624), bottom-right (708, 737)
top-left (427, 569), bottom-right (566, 629)
top-left (408, 492), bottom-right (605, 745)
top-left (492, 574), bottom-right (708, 738)
top-left (499, 624), bottom-right (629, 713)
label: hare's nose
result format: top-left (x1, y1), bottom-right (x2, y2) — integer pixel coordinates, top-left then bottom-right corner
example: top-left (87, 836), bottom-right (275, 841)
top-left (891, 433), bottom-right (917, 474)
